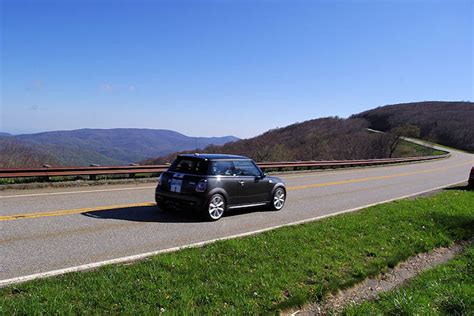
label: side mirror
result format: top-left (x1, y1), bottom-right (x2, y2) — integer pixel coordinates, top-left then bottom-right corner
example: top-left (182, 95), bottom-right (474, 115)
top-left (260, 172), bottom-right (267, 178)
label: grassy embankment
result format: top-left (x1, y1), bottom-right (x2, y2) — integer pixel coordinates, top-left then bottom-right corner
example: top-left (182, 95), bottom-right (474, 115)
top-left (344, 243), bottom-right (473, 315)
top-left (393, 139), bottom-right (446, 157)
top-left (1, 188), bottom-right (472, 314)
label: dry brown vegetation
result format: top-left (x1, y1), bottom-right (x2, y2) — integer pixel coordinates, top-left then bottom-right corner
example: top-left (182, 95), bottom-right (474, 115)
top-left (146, 101), bottom-right (471, 164)
top-left (355, 101), bottom-right (474, 152)
top-left (144, 117), bottom-right (398, 164)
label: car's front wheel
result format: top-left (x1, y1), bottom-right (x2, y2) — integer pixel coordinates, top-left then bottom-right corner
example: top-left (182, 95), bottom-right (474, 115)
top-left (203, 194), bottom-right (226, 221)
top-left (270, 187), bottom-right (286, 211)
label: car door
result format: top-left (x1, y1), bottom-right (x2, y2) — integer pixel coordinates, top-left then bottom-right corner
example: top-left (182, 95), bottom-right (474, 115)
top-left (209, 160), bottom-right (247, 206)
top-left (219, 175), bottom-right (247, 205)
top-left (232, 160), bottom-right (269, 204)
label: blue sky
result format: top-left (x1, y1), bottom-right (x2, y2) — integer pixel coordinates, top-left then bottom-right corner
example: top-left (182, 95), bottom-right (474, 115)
top-left (1, 0), bottom-right (472, 138)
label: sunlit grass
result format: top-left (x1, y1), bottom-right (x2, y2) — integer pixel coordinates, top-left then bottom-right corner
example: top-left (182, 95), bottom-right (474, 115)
top-left (1, 188), bottom-right (472, 314)
top-left (343, 244), bottom-right (473, 315)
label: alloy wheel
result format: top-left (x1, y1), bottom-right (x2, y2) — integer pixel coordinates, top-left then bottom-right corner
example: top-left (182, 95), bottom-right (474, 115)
top-left (208, 194), bottom-right (225, 220)
top-left (273, 188), bottom-right (285, 210)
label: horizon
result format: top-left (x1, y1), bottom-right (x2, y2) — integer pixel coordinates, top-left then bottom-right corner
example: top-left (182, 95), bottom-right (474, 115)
top-left (2, 0), bottom-right (473, 138)
top-left (1, 99), bottom-right (473, 138)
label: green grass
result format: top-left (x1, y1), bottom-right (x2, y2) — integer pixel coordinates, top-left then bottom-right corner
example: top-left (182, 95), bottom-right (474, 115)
top-left (427, 142), bottom-right (473, 154)
top-left (394, 139), bottom-right (446, 157)
top-left (343, 244), bottom-right (474, 315)
top-left (1, 189), bottom-right (473, 314)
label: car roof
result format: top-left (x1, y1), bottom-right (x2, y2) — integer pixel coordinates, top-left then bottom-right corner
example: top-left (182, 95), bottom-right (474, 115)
top-left (178, 153), bottom-right (250, 160)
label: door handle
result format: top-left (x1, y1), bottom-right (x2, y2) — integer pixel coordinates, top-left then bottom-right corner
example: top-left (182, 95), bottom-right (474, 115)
top-left (239, 180), bottom-right (245, 186)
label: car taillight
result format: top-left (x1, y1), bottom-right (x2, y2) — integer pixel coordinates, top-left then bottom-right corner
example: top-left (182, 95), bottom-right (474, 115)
top-left (195, 179), bottom-right (207, 192)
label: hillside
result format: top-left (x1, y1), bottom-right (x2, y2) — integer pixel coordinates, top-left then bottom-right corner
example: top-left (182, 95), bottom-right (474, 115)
top-left (354, 101), bottom-right (474, 152)
top-left (145, 101), bottom-right (472, 164)
top-left (2, 129), bottom-right (238, 167)
top-left (144, 117), bottom-right (408, 164)
top-left (0, 137), bottom-right (61, 168)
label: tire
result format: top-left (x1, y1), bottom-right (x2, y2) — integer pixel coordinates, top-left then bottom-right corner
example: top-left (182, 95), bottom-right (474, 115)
top-left (269, 187), bottom-right (286, 211)
top-left (203, 194), bottom-right (226, 221)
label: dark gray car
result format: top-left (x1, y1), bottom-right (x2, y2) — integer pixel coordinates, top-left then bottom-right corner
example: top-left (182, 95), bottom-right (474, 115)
top-left (155, 154), bottom-right (286, 221)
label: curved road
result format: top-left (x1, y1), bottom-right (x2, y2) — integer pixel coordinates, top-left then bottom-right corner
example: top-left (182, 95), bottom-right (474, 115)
top-left (1, 148), bottom-right (473, 284)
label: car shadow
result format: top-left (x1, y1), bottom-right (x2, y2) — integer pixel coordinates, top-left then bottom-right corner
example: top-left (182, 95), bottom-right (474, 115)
top-left (82, 205), bottom-right (202, 223)
top-left (81, 204), bottom-right (270, 223)
top-left (443, 184), bottom-right (473, 192)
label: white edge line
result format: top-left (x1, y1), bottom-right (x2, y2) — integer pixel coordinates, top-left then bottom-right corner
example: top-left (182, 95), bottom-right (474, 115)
top-left (0, 180), bottom-right (467, 288)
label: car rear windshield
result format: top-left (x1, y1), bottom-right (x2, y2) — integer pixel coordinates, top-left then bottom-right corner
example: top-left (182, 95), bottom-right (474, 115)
top-left (169, 157), bottom-right (209, 175)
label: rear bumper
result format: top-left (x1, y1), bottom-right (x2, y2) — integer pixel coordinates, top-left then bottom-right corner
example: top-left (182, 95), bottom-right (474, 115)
top-left (155, 188), bottom-right (207, 210)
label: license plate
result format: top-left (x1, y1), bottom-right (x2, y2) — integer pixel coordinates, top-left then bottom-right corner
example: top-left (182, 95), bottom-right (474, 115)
top-left (170, 179), bottom-right (183, 193)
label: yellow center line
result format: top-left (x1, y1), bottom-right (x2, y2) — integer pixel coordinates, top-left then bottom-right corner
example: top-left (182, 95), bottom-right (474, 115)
top-left (0, 202), bottom-right (155, 221)
top-left (280, 155), bottom-right (451, 180)
top-left (288, 159), bottom-right (473, 191)
top-left (1, 159), bottom-right (472, 222)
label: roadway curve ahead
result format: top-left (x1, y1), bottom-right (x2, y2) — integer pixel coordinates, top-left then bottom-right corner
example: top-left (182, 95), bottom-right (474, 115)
top-left (1, 148), bottom-right (473, 284)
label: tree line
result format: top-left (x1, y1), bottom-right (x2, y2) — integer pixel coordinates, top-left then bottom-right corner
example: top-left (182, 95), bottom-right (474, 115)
top-left (355, 101), bottom-right (474, 152)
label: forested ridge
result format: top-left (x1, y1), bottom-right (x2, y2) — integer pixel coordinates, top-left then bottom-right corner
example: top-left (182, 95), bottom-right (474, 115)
top-left (144, 116), bottom-right (429, 164)
top-left (146, 101), bottom-right (471, 164)
top-left (354, 101), bottom-right (474, 152)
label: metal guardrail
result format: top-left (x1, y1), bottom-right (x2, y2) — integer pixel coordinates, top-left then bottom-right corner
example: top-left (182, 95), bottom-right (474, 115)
top-left (0, 154), bottom-right (450, 180)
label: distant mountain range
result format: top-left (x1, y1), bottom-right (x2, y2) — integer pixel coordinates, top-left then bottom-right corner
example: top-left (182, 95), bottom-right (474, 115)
top-left (0, 129), bottom-right (238, 167)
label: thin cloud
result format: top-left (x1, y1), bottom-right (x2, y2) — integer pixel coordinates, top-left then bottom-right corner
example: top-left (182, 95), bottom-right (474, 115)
top-left (33, 80), bottom-right (44, 89)
top-left (26, 80), bottom-right (44, 91)
top-left (100, 83), bottom-right (114, 92)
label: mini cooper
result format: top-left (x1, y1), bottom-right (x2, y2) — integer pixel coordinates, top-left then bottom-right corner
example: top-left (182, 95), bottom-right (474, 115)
top-left (155, 154), bottom-right (286, 221)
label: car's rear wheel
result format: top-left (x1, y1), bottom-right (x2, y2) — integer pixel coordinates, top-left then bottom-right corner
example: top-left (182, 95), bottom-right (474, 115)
top-left (203, 194), bottom-right (226, 221)
top-left (270, 187), bottom-right (286, 211)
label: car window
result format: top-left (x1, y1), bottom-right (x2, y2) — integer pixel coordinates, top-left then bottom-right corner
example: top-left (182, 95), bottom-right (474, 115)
top-left (210, 161), bottom-right (235, 175)
top-left (169, 157), bottom-right (209, 175)
top-left (233, 160), bottom-right (261, 177)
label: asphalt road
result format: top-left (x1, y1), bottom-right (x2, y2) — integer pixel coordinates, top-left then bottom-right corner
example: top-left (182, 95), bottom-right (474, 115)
top-left (1, 149), bottom-right (473, 283)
